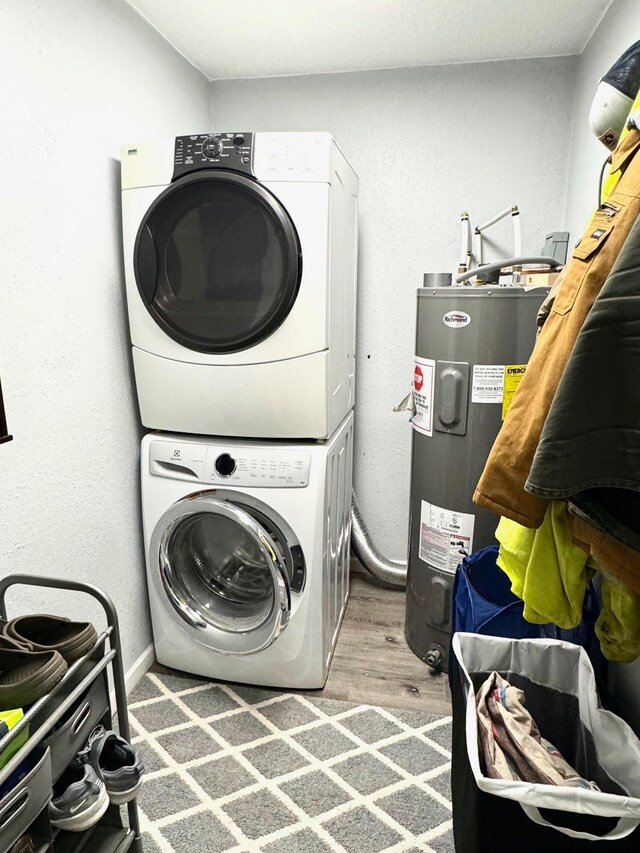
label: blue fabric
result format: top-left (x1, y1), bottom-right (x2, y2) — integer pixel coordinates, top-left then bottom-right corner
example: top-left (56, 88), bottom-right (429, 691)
top-left (451, 546), bottom-right (602, 671)
top-left (452, 546), bottom-right (540, 639)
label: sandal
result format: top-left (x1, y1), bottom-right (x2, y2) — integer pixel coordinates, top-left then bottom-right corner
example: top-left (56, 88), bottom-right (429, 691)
top-left (4, 615), bottom-right (97, 664)
top-left (0, 648), bottom-right (67, 710)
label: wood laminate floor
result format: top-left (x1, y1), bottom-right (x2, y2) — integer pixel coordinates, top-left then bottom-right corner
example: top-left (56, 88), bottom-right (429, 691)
top-left (150, 570), bottom-right (451, 715)
top-left (308, 572), bottom-right (451, 714)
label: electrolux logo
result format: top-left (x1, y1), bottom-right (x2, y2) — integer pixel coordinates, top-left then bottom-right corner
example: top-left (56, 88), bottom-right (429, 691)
top-left (443, 311), bottom-right (471, 329)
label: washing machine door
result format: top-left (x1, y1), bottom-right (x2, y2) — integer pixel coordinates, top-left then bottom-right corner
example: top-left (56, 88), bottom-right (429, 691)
top-left (150, 494), bottom-right (292, 655)
top-left (134, 170), bottom-right (302, 354)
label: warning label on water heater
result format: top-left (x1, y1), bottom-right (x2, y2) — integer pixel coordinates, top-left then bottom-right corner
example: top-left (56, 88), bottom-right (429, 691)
top-left (419, 501), bottom-right (475, 572)
top-left (471, 365), bottom-right (504, 404)
top-left (412, 357), bottom-right (436, 437)
top-left (471, 363), bottom-right (528, 419)
top-left (502, 364), bottom-right (527, 420)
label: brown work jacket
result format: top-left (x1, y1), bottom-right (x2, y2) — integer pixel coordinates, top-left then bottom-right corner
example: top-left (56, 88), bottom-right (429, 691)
top-left (474, 128), bottom-right (640, 528)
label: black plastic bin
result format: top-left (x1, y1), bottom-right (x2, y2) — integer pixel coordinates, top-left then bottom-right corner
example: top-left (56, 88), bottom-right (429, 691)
top-left (450, 633), bottom-right (640, 851)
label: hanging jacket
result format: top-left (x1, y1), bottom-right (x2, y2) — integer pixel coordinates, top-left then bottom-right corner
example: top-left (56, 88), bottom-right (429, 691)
top-left (474, 127), bottom-right (640, 527)
top-left (526, 213), bottom-right (640, 551)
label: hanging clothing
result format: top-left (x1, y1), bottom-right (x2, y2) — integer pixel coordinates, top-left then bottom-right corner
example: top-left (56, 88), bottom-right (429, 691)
top-left (535, 269), bottom-right (565, 332)
top-left (474, 127), bottom-right (640, 528)
top-left (535, 93), bottom-right (640, 330)
top-left (601, 88), bottom-right (640, 200)
top-left (495, 504), bottom-right (591, 629)
top-left (526, 213), bottom-right (640, 553)
top-left (496, 507), bottom-right (640, 661)
top-left (568, 512), bottom-right (640, 594)
top-left (595, 579), bottom-right (640, 663)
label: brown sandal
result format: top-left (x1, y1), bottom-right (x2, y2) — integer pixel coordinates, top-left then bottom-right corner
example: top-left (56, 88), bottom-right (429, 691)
top-left (4, 615), bottom-right (97, 664)
top-left (0, 648), bottom-right (67, 710)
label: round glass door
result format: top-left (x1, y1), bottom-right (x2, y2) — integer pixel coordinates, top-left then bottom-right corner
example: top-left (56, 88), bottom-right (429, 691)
top-left (134, 171), bottom-right (302, 353)
top-left (152, 496), bottom-right (291, 655)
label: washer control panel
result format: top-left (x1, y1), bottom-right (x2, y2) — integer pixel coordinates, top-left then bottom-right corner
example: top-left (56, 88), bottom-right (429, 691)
top-left (204, 448), bottom-right (311, 487)
top-left (149, 440), bottom-right (311, 488)
top-left (172, 132), bottom-right (253, 180)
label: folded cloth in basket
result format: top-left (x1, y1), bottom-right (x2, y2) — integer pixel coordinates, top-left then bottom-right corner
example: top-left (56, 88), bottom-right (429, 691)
top-left (477, 671), bottom-right (598, 789)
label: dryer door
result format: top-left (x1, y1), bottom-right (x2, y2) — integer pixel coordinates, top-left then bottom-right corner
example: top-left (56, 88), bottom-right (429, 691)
top-left (150, 494), bottom-right (292, 655)
top-left (134, 170), bottom-right (302, 354)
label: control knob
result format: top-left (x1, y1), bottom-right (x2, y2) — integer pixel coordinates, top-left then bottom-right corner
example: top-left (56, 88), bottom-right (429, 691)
top-left (202, 136), bottom-right (222, 159)
top-left (215, 453), bottom-right (237, 477)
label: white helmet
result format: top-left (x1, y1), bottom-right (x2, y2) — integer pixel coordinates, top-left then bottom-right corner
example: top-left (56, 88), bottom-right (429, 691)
top-left (590, 41), bottom-right (640, 150)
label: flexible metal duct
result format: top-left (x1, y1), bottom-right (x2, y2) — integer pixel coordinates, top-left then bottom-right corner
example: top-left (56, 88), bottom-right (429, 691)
top-left (350, 492), bottom-right (407, 588)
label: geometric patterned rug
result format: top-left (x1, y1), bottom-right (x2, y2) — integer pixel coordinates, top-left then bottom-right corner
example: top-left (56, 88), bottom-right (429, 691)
top-left (128, 669), bottom-right (454, 852)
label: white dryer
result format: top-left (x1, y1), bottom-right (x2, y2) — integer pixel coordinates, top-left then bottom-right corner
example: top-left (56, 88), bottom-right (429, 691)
top-left (121, 132), bottom-right (358, 440)
top-left (140, 413), bottom-right (353, 688)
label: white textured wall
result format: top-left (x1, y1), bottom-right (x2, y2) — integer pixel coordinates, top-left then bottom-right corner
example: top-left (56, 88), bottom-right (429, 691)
top-left (564, 0), bottom-right (640, 241)
top-left (211, 59), bottom-right (577, 558)
top-left (562, 0), bottom-right (640, 733)
top-left (0, 1), bottom-right (210, 671)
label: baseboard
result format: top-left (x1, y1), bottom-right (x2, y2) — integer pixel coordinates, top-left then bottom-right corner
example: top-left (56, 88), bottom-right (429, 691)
top-left (109, 642), bottom-right (155, 708)
top-left (125, 642), bottom-right (156, 693)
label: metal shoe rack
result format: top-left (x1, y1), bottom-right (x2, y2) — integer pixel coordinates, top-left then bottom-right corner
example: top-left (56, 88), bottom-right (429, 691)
top-left (0, 575), bottom-right (143, 853)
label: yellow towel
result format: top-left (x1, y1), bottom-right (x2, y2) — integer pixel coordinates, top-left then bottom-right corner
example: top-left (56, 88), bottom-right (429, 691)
top-left (497, 505), bottom-right (640, 661)
top-left (596, 580), bottom-right (640, 663)
top-left (496, 502), bottom-right (591, 629)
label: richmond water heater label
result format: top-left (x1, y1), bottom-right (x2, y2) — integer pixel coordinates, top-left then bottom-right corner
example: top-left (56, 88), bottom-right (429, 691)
top-left (419, 501), bottom-right (475, 572)
top-left (443, 310), bottom-right (471, 328)
top-left (471, 365), bottom-right (504, 404)
top-left (412, 357), bottom-right (435, 437)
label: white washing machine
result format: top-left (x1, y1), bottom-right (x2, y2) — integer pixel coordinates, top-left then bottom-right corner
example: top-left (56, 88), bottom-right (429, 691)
top-left (121, 132), bottom-right (359, 440)
top-left (140, 413), bottom-right (353, 688)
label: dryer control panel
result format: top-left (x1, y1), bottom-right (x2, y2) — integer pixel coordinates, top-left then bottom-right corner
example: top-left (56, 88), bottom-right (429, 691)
top-left (172, 133), bottom-right (253, 180)
top-left (149, 440), bottom-right (311, 488)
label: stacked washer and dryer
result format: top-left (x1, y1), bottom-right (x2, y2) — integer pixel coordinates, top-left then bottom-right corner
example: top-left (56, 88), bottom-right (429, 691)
top-left (120, 132), bottom-right (359, 688)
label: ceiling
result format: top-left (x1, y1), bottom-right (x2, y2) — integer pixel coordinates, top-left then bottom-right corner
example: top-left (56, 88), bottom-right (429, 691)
top-left (126, 0), bottom-right (614, 81)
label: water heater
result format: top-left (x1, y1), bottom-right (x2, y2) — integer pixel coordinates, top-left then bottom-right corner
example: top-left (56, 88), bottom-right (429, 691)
top-left (405, 285), bottom-right (547, 671)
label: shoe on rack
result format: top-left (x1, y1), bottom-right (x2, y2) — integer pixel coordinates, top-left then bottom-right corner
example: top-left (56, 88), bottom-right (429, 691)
top-left (0, 636), bottom-right (28, 652)
top-left (4, 615), bottom-right (97, 665)
top-left (0, 648), bottom-right (67, 711)
top-left (7, 834), bottom-right (34, 853)
top-left (79, 725), bottom-right (144, 805)
top-left (49, 759), bottom-right (108, 832)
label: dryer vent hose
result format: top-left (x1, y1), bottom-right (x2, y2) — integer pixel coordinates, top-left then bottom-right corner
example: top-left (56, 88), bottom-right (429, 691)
top-left (350, 491), bottom-right (407, 589)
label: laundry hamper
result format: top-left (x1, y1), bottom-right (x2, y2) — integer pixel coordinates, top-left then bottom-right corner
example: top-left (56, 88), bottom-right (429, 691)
top-left (451, 546), bottom-right (602, 672)
top-left (452, 546), bottom-right (541, 639)
top-left (450, 633), bottom-right (640, 851)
